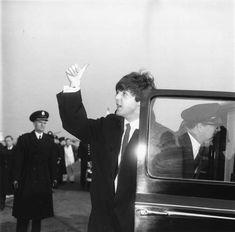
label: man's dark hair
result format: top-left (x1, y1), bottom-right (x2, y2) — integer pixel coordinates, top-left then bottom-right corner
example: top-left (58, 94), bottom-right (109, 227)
top-left (115, 71), bottom-right (156, 102)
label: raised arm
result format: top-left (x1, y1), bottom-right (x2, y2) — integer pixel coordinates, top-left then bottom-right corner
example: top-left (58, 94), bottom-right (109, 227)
top-left (56, 64), bottom-right (103, 143)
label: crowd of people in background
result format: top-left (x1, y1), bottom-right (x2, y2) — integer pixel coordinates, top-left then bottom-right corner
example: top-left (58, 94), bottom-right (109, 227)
top-left (0, 131), bottom-right (92, 212)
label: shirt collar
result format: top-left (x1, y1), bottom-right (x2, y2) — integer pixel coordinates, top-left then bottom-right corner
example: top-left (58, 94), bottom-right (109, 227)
top-left (188, 132), bottom-right (201, 159)
top-left (124, 118), bottom-right (139, 131)
top-left (7, 145), bottom-right (13, 150)
top-left (35, 131), bottom-right (43, 139)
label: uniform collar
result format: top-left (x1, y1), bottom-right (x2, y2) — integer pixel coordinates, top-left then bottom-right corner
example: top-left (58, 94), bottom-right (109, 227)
top-left (7, 145), bottom-right (13, 150)
top-left (34, 131), bottom-right (43, 139)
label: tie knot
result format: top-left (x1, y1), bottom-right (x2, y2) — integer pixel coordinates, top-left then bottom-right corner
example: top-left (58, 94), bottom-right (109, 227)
top-left (126, 123), bottom-right (131, 131)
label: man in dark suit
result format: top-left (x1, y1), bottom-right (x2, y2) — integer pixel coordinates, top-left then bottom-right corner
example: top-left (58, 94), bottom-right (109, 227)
top-left (178, 103), bottom-right (221, 179)
top-left (0, 136), bottom-right (16, 210)
top-left (57, 64), bottom-right (156, 232)
top-left (12, 110), bottom-right (58, 232)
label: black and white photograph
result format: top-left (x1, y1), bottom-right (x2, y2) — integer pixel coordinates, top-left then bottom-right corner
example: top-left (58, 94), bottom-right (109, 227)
top-left (0, 0), bottom-right (235, 231)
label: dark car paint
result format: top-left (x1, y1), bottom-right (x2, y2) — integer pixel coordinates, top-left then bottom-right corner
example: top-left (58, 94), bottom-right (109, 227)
top-left (135, 89), bottom-right (235, 231)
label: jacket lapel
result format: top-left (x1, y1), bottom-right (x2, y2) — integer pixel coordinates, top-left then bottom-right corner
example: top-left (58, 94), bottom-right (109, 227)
top-left (180, 133), bottom-right (195, 178)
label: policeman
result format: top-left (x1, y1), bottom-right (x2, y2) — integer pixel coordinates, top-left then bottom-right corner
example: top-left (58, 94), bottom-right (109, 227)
top-left (12, 110), bottom-right (58, 232)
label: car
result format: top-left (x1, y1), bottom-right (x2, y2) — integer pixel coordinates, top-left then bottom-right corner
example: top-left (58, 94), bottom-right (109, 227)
top-left (135, 89), bottom-right (235, 232)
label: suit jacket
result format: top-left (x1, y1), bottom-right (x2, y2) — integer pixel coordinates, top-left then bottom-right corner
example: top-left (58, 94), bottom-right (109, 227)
top-left (12, 131), bottom-right (57, 219)
top-left (178, 133), bottom-right (195, 178)
top-left (57, 91), bottom-right (138, 232)
top-left (178, 132), bottom-right (211, 179)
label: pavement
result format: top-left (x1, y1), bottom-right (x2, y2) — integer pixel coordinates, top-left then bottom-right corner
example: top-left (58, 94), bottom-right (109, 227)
top-left (0, 161), bottom-right (92, 232)
top-left (0, 183), bottom-right (91, 232)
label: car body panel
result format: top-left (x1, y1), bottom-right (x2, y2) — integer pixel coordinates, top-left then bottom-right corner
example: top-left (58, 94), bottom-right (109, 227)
top-left (135, 89), bottom-right (235, 231)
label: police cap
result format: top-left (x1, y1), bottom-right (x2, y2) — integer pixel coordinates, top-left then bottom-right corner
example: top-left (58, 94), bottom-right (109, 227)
top-left (181, 103), bottom-right (221, 125)
top-left (29, 110), bottom-right (49, 122)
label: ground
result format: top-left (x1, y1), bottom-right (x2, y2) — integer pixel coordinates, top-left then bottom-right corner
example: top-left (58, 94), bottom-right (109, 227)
top-left (0, 161), bottom-right (91, 232)
top-left (0, 184), bottom-right (91, 232)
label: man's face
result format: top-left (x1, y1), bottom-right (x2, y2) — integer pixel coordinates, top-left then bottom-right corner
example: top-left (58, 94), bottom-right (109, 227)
top-left (33, 119), bottom-right (47, 133)
top-left (5, 137), bottom-right (13, 148)
top-left (198, 123), bottom-right (218, 144)
top-left (115, 90), bottom-right (140, 121)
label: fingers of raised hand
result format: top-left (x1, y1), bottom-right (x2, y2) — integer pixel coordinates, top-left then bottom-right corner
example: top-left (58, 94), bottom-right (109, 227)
top-left (65, 64), bottom-right (77, 77)
top-left (65, 64), bottom-right (88, 77)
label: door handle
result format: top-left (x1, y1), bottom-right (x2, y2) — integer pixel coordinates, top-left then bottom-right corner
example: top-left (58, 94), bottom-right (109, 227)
top-left (136, 208), bottom-right (168, 216)
top-left (136, 208), bottom-right (235, 220)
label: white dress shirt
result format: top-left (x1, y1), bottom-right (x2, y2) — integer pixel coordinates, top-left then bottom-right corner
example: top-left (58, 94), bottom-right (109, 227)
top-left (35, 131), bottom-right (43, 140)
top-left (114, 118), bottom-right (139, 191)
top-left (188, 132), bottom-right (201, 159)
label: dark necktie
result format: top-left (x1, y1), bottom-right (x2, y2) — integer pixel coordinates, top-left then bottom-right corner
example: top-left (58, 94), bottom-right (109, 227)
top-left (115, 127), bottom-right (138, 200)
top-left (114, 124), bottom-right (131, 184)
top-left (120, 123), bottom-right (131, 160)
top-left (194, 146), bottom-right (207, 178)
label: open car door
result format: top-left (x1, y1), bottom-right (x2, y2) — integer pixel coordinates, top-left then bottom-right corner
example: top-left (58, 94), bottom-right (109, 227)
top-left (135, 89), bottom-right (235, 232)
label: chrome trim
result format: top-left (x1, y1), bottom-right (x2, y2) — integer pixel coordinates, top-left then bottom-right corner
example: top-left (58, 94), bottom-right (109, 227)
top-left (136, 208), bottom-right (235, 220)
top-left (135, 201), bottom-right (235, 214)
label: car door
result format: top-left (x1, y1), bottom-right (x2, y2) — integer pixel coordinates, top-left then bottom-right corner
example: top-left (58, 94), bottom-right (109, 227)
top-left (135, 89), bottom-right (235, 232)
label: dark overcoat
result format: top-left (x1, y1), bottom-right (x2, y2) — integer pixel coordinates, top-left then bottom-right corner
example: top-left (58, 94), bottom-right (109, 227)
top-left (2, 146), bottom-right (15, 195)
top-left (57, 91), bottom-right (138, 232)
top-left (12, 132), bottom-right (57, 219)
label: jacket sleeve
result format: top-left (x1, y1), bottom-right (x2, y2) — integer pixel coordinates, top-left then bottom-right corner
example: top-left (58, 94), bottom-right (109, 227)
top-left (56, 90), bottom-right (104, 144)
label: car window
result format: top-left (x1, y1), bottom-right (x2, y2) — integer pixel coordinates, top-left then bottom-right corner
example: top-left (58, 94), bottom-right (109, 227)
top-left (147, 97), bottom-right (235, 182)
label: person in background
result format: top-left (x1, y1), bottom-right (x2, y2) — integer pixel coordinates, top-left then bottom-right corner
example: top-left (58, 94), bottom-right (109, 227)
top-left (12, 110), bottom-right (58, 232)
top-left (78, 141), bottom-right (90, 190)
top-left (59, 137), bottom-right (67, 183)
top-left (54, 136), bottom-right (66, 186)
top-left (85, 160), bottom-right (92, 191)
top-left (178, 103), bottom-right (221, 179)
top-left (0, 136), bottom-right (16, 209)
top-left (57, 64), bottom-right (156, 232)
top-left (64, 138), bottom-right (76, 183)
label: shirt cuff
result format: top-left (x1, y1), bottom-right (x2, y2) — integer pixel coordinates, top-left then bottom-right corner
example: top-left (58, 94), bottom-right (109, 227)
top-left (63, 86), bottom-right (80, 93)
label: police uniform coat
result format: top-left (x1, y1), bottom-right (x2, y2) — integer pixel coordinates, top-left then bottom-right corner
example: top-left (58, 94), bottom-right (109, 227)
top-left (57, 91), bottom-right (138, 232)
top-left (12, 132), bottom-right (57, 219)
